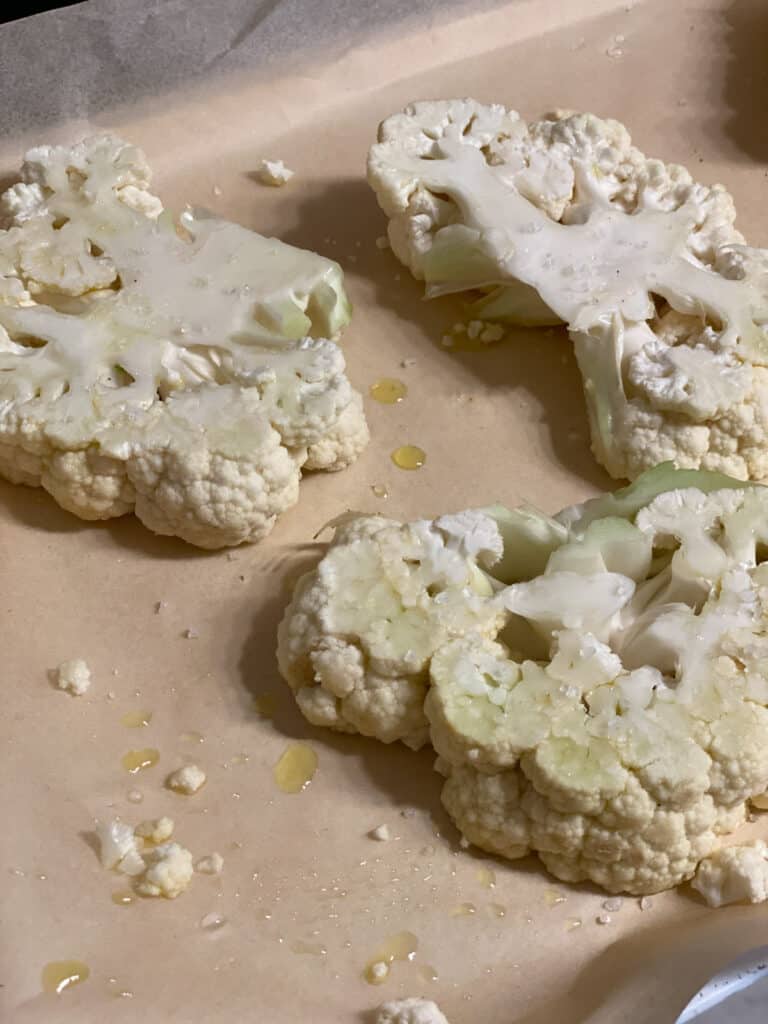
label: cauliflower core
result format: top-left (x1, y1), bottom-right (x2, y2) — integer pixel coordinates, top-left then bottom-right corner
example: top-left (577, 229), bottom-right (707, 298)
top-left (368, 101), bottom-right (768, 483)
top-left (0, 135), bottom-right (368, 548)
top-left (278, 465), bottom-right (768, 894)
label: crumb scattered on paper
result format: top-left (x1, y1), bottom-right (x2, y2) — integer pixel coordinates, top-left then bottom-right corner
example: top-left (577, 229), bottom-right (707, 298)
top-left (56, 658), bottom-right (91, 696)
top-left (256, 159), bottom-right (294, 186)
top-left (167, 764), bottom-right (207, 794)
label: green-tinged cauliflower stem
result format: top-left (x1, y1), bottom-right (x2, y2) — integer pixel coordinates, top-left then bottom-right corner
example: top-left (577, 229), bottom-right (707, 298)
top-left (278, 466), bottom-right (768, 894)
top-left (0, 134), bottom-right (368, 547)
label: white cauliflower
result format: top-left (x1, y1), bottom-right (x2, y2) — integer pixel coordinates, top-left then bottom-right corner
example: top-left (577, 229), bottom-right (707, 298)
top-left (279, 465), bottom-right (768, 894)
top-left (136, 842), bottom-right (194, 899)
top-left (135, 816), bottom-right (175, 843)
top-left (56, 657), bottom-right (91, 695)
top-left (368, 100), bottom-right (768, 483)
top-left (277, 511), bottom-right (507, 748)
top-left (375, 998), bottom-right (450, 1024)
top-left (94, 816), bottom-right (194, 897)
top-left (166, 764), bottom-right (206, 794)
top-left (692, 840), bottom-right (768, 907)
top-left (0, 134), bottom-right (367, 548)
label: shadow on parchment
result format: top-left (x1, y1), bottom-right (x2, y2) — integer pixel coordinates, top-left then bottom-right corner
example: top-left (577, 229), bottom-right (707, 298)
top-left (277, 175), bottom-right (613, 495)
top-left (0, 478), bottom-right (218, 560)
top-left (722, 0), bottom-right (768, 163)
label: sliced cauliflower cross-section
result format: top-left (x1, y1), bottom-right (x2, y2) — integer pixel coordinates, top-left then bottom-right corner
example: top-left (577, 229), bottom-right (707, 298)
top-left (0, 134), bottom-right (368, 548)
top-left (277, 510), bottom-right (507, 749)
top-left (279, 465), bottom-right (768, 895)
top-left (368, 100), bottom-right (768, 483)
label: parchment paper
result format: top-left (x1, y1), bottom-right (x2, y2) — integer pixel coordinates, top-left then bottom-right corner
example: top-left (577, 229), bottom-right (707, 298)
top-left (3, 1), bottom-right (768, 1021)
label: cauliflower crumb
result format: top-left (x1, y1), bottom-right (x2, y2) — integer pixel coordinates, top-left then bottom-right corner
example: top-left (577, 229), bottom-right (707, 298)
top-left (451, 322), bottom-right (467, 334)
top-left (195, 852), bottom-right (224, 875)
top-left (466, 320), bottom-right (484, 340)
top-left (96, 819), bottom-right (144, 873)
top-left (441, 335), bottom-right (454, 347)
top-left (56, 658), bottom-right (91, 696)
top-left (479, 324), bottom-right (505, 344)
top-left (136, 842), bottom-right (194, 899)
top-left (596, 913), bottom-right (612, 925)
top-left (154, 601), bottom-right (166, 614)
top-left (375, 997), bottom-right (450, 1024)
top-left (369, 824), bottom-right (392, 841)
top-left (166, 764), bottom-right (207, 794)
top-left (601, 897), bottom-right (623, 912)
top-left (256, 159), bottom-right (294, 187)
top-left (639, 896), bottom-right (653, 911)
top-left (183, 628), bottom-right (199, 639)
top-left (376, 235), bottom-right (390, 250)
top-left (135, 816), bottom-right (175, 844)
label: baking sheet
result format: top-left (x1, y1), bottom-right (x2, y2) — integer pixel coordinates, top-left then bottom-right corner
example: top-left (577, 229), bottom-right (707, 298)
top-left (3, 0), bottom-right (768, 1021)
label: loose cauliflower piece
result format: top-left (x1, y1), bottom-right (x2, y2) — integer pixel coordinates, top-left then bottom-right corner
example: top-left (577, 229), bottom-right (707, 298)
top-left (369, 101), bottom-right (768, 483)
top-left (692, 840), bottom-right (768, 907)
top-left (375, 997), bottom-right (450, 1024)
top-left (96, 818), bottom-right (146, 875)
top-left (166, 764), bottom-right (206, 794)
top-left (136, 842), bottom-right (194, 899)
top-left (135, 816), bottom-right (175, 843)
top-left (279, 465), bottom-right (768, 894)
top-left (277, 511), bottom-right (508, 748)
top-left (56, 657), bottom-right (91, 695)
top-left (0, 135), bottom-right (367, 548)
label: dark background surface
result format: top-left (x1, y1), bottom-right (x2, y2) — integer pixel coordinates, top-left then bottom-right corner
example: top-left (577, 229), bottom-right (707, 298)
top-left (1, 2), bottom-right (79, 23)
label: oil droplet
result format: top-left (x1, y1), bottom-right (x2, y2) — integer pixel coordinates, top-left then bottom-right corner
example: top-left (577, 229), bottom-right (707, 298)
top-left (364, 930), bottom-right (419, 984)
top-left (391, 445), bottom-right (426, 471)
top-left (180, 731), bottom-right (205, 744)
top-left (476, 867), bottom-right (496, 889)
top-left (370, 378), bottom-right (407, 404)
top-left (111, 891), bottom-right (134, 907)
top-left (254, 693), bottom-right (277, 719)
top-left (200, 912), bottom-right (228, 931)
top-left (418, 964), bottom-right (439, 983)
top-left (290, 940), bottom-right (327, 956)
top-left (42, 960), bottom-right (90, 995)
top-left (451, 902), bottom-right (477, 917)
top-left (566, 917), bottom-right (582, 931)
top-left (121, 709), bottom-right (152, 728)
top-left (121, 748), bottom-right (160, 774)
top-left (544, 888), bottom-right (567, 907)
top-left (273, 743), bottom-right (318, 793)
top-left (371, 484), bottom-right (389, 499)
top-left (489, 903), bottom-right (506, 918)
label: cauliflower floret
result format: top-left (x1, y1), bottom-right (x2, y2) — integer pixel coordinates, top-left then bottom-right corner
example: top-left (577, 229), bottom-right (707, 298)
top-left (692, 841), bottom-right (768, 907)
top-left (166, 764), bottom-right (206, 794)
top-left (56, 657), bottom-right (91, 695)
top-left (280, 466), bottom-right (768, 894)
top-left (135, 817), bottom-right (175, 844)
top-left (136, 842), bottom-right (194, 899)
top-left (256, 159), bottom-right (295, 187)
top-left (0, 134), bottom-right (367, 548)
top-left (277, 511), bottom-right (507, 748)
top-left (375, 997), bottom-right (451, 1024)
top-left (369, 100), bottom-right (768, 484)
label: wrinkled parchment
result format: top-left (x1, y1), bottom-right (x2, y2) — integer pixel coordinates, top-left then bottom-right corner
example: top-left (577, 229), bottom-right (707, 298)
top-left (3, 1), bottom-right (768, 1021)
